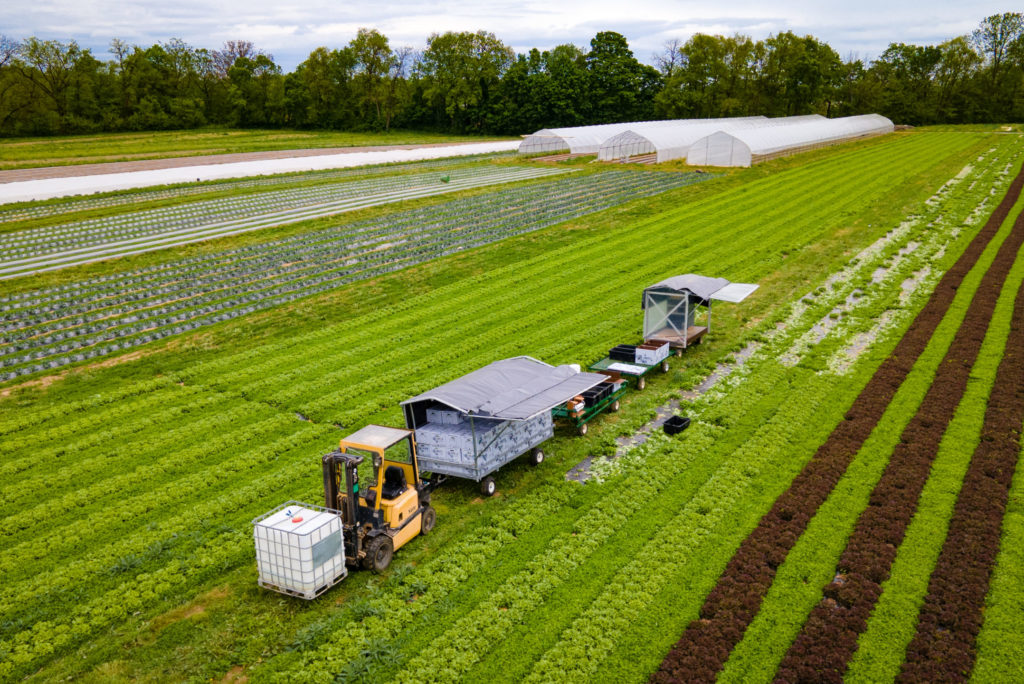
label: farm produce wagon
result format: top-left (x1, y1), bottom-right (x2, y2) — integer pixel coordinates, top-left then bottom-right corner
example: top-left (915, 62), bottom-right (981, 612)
top-left (401, 356), bottom-right (607, 495)
top-left (642, 274), bottom-right (759, 352)
top-left (588, 340), bottom-right (672, 391)
top-left (551, 378), bottom-right (627, 435)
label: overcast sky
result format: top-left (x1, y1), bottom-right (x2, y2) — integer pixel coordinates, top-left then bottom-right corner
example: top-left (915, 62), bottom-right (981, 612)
top-left (0, 1), bottom-right (1010, 70)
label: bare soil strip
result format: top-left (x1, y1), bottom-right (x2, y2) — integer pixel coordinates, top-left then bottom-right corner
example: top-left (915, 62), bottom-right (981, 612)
top-left (775, 195), bottom-right (1024, 684)
top-left (649, 165), bottom-right (1024, 684)
top-left (895, 240), bottom-right (1024, 682)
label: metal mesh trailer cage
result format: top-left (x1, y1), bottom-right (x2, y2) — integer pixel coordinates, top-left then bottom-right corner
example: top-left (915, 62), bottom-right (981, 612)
top-left (401, 356), bottom-right (606, 481)
top-left (252, 500), bottom-right (347, 599)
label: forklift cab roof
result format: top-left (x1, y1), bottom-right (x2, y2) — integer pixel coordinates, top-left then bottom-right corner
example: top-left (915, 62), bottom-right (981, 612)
top-left (340, 425), bottom-right (414, 452)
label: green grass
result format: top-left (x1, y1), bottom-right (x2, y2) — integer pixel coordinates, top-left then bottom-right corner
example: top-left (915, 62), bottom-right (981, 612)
top-left (0, 128), bottom-right (507, 170)
top-left (0, 130), bottom-right (1015, 683)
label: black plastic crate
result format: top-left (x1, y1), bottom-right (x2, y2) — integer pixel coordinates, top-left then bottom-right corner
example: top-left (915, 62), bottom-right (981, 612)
top-left (609, 345), bottom-right (637, 362)
top-left (663, 415), bottom-right (691, 435)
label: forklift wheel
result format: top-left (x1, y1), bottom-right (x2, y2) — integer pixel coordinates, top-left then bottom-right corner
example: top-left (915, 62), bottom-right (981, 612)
top-left (661, 360), bottom-right (670, 373)
top-left (610, 400), bottom-right (620, 412)
top-left (481, 476), bottom-right (497, 497)
top-left (529, 447), bottom-right (545, 466)
top-left (577, 422), bottom-right (589, 436)
top-left (363, 535), bottom-right (394, 574)
top-left (420, 506), bottom-right (437, 535)
top-left (637, 377), bottom-right (646, 390)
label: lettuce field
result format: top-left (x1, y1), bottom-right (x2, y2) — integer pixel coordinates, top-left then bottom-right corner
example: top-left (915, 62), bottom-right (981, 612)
top-left (2, 130), bottom-right (1023, 683)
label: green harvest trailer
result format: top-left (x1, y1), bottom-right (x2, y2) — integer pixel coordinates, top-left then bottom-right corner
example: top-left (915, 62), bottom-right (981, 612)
top-left (551, 382), bottom-right (628, 435)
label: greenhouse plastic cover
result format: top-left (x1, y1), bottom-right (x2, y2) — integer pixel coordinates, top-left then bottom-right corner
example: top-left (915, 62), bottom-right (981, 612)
top-left (597, 115), bottom-right (825, 163)
top-left (0, 140), bottom-right (522, 205)
top-left (401, 356), bottom-right (606, 421)
top-left (519, 122), bottom-right (661, 155)
top-left (517, 118), bottom-right (745, 155)
top-left (596, 116), bottom-right (793, 163)
top-left (687, 114), bottom-right (894, 167)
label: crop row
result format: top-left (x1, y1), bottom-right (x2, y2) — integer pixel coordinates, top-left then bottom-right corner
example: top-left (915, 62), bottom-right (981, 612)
top-left (251, 134), bottom-right (991, 680)
top-left (0, 153), bottom-right (512, 225)
top-left (0, 170), bottom-right (677, 319)
top-left (186, 133), bottom-right (969, 427)
top-left (836, 221), bottom-right (1024, 684)
top-left (896, 238), bottom-right (1024, 680)
top-left (653, 149), bottom-right (1024, 683)
top-left (0, 132), bottom-right (988, 680)
top-left (708, 150), bottom-right (1024, 683)
top-left (0, 165), bottom-right (534, 254)
top-left (775, 174), bottom-right (1024, 682)
top-left (0, 166), bottom-right (567, 277)
top-left (0, 171), bottom-right (704, 379)
top-left (508, 144), bottom-right (1022, 684)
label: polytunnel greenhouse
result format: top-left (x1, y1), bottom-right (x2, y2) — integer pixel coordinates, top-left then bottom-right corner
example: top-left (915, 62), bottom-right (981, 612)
top-left (520, 118), bottom-right (761, 157)
top-left (594, 116), bottom-right (828, 163)
top-left (686, 114), bottom-right (895, 167)
top-left (518, 122), bottom-right (657, 156)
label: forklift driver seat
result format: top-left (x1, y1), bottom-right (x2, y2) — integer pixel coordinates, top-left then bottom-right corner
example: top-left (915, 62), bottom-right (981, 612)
top-left (381, 465), bottom-right (408, 500)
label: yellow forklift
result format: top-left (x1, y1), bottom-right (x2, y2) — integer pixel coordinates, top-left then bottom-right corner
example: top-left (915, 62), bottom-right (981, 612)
top-left (322, 425), bottom-right (437, 573)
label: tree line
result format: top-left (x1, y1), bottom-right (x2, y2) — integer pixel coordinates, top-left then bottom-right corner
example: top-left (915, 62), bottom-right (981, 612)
top-left (0, 13), bottom-right (1020, 138)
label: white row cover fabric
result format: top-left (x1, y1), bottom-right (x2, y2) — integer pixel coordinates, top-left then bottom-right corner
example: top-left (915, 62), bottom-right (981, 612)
top-left (597, 116), bottom-right (818, 163)
top-left (687, 114), bottom-right (894, 167)
top-left (401, 356), bottom-right (607, 421)
top-left (0, 140), bottom-right (523, 205)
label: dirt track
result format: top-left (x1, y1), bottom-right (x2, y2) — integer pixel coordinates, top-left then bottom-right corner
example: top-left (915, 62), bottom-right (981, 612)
top-left (650, 165), bottom-right (1024, 684)
top-left (0, 141), bottom-right (506, 184)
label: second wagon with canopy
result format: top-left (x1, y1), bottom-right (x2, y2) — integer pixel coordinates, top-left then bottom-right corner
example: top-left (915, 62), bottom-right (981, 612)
top-left (642, 274), bottom-right (759, 352)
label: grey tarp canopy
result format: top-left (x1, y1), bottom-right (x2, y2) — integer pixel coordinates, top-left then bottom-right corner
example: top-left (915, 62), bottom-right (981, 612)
top-left (642, 274), bottom-right (731, 307)
top-left (401, 356), bottom-right (607, 422)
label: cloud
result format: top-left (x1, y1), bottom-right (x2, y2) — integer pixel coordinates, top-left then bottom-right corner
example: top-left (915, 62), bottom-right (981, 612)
top-left (0, 0), bottom-right (1006, 69)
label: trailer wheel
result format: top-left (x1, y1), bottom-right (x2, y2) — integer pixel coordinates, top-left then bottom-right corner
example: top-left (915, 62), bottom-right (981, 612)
top-left (420, 506), bottom-right (436, 535)
top-left (363, 535), bottom-right (394, 574)
top-left (529, 447), bottom-right (545, 466)
top-left (577, 422), bottom-right (589, 436)
top-left (610, 400), bottom-right (620, 412)
top-left (480, 476), bottom-right (497, 497)
top-left (676, 348), bottom-right (683, 358)
top-left (637, 377), bottom-right (646, 390)
top-left (661, 360), bottom-right (670, 373)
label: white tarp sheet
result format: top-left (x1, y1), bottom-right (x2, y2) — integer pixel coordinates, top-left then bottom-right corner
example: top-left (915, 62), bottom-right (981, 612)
top-left (710, 282), bottom-right (759, 303)
top-left (0, 140), bottom-right (522, 205)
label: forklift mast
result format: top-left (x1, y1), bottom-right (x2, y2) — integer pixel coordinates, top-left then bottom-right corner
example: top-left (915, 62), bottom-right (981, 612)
top-left (322, 450), bottom-right (360, 526)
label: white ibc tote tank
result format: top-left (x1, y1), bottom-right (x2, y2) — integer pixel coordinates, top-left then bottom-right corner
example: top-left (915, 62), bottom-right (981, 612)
top-left (253, 501), bottom-right (347, 599)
